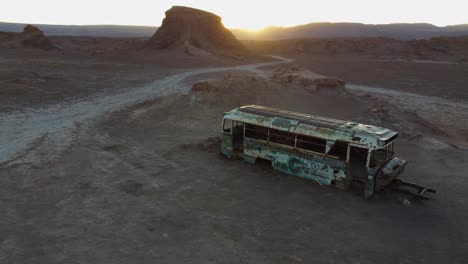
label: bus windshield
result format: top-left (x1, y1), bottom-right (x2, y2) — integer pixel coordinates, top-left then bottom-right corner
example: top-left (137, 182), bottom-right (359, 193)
top-left (369, 142), bottom-right (395, 167)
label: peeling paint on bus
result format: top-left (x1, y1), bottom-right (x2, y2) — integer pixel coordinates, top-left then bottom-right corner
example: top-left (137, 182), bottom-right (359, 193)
top-left (243, 138), bottom-right (347, 186)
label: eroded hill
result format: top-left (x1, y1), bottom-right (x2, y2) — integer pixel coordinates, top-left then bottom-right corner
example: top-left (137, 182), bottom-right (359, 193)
top-left (145, 6), bottom-right (248, 57)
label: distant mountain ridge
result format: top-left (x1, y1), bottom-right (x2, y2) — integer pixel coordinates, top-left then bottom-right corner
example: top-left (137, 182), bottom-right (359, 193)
top-left (0, 22), bottom-right (157, 37)
top-left (231, 22), bottom-right (468, 40)
top-left (1, 21), bottom-right (468, 40)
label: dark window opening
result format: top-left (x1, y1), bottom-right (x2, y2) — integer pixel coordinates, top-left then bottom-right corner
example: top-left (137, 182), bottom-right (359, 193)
top-left (370, 150), bottom-right (386, 167)
top-left (245, 124), bottom-right (268, 140)
top-left (296, 134), bottom-right (326, 153)
top-left (232, 121), bottom-right (244, 150)
top-left (369, 143), bottom-right (394, 167)
top-left (327, 141), bottom-right (348, 159)
top-left (350, 147), bottom-right (368, 162)
top-left (349, 146), bottom-right (369, 179)
top-left (269, 128), bottom-right (295, 147)
top-left (223, 119), bottom-right (232, 133)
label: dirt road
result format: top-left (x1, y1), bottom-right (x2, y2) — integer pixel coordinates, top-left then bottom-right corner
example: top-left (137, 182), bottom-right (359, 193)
top-left (0, 57), bottom-right (291, 166)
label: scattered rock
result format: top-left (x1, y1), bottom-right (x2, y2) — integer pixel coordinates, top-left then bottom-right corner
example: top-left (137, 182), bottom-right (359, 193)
top-left (283, 255), bottom-right (304, 263)
top-left (401, 198), bottom-right (411, 207)
top-left (22, 25), bottom-right (60, 50)
top-left (312, 77), bottom-right (346, 89)
top-left (120, 179), bottom-right (144, 196)
top-left (90, 50), bottom-right (105, 56)
top-left (197, 137), bottom-right (221, 152)
top-left (101, 143), bottom-right (126, 152)
top-left (272, 65), bottom-right (345, 91)
top-left (181, 137), bottom-right (221, 152)
top-left (23, 24), bottom-right (43, 35)
top-left (191, 81), bottom-right (218, 93)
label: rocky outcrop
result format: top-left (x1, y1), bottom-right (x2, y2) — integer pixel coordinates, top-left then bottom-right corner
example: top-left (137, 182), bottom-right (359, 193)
top-left (191, 81), bottom-right (218, 93)
top-left (21, 25), bottom-right (59, 50)
top-left (272, 66), bottom-right (346, 91)
top-left (23, 24), bottom-right (43, 35)
top-left (0, 24), bottom-right (59, 50)
top-left (312, 77), bottom-right (346, 89)
top-left (146, 6), bottom-right (248, 57)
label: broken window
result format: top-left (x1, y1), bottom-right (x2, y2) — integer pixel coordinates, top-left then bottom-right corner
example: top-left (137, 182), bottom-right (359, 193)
top-left (296, 134), bottom-right (326, 153)
top-left (327, 141), bottom-right (348, 159)
top-left (269, 128), bottom-right (295, 147)
top-left (245, 124), bottom-right (268, 140)
top-left (369, 143), bottom-right (394, 167)
top-left (223, 119), bottom-right (232, 133)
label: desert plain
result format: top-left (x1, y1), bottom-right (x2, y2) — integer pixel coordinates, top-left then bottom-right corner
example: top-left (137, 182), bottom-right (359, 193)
top-left (1, 6), bottom-right (468, 264)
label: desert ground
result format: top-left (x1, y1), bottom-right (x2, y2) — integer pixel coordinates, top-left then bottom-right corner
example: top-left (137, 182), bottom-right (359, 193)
top-left (1, 8), bottom-right (468, 263)
top-left (1, 46), bottom-right (468, 263)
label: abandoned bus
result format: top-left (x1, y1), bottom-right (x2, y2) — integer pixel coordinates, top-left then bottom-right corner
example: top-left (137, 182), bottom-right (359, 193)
top-left (220, 105), bottom-right (408, 198)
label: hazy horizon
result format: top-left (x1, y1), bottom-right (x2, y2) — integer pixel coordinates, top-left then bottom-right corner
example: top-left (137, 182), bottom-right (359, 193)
top-left (1, 19), bottom-right (468, 30)
top-left (2, 0), bottom-right (467, 30)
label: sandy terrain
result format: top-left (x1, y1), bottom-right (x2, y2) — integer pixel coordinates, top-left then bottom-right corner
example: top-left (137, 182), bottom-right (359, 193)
top-left (0, 55), bottom-right (288, 166)
top-left (1, 46), bottom-right (468, 264)
top-left (2, 4), bottom-right (468, 262)
top-left (289, 55), bottom-right (468, 101)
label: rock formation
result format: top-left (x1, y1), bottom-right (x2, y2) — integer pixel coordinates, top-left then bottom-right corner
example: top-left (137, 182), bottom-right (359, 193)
top-left (23, 24), bottom-right (43, 35)
top-left (145, 6), bottom-right (248, 57)
top-left (21, 25), bottom-right (59, 50)
top-left (272, 66), bottom-right (346, 92)
top-left (0, 24), bottom-right (59, 50)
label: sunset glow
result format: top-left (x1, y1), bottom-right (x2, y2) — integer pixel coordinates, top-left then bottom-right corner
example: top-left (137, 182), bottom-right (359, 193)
top-left (1, 0), bottom-right (467, 29)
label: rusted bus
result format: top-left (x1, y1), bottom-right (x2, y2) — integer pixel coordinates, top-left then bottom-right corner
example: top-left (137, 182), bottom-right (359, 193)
top-left (221, 105), bottom-right (408, 198)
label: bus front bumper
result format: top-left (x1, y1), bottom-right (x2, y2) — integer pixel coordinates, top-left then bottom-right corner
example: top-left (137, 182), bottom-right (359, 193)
top-left (381, 158), bottom-right (407, 179)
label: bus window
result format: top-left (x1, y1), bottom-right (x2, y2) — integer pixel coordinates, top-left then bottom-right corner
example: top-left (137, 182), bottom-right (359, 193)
top-left (245, 124), bottom-right (268, 140)
top-left (369, 143), bottom-right (395, 167)
top-left (296, 134), bottom-right (326, 153)
top-left (223, 119), bottom-right (232, 133)
top-left (327, 141), bottom-right (348, 159)
top-left (269, 128), bottom-right (295, 147)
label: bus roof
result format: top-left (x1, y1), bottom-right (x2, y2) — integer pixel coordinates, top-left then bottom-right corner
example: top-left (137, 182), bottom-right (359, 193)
top-left (224, 105), bottom-right (398, 150)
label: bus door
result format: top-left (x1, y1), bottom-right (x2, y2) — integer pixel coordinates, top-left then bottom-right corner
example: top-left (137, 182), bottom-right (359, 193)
top-left (232, 121), bottom-right (244, 155)
top-left (348, 145), bottom-right (369, 182)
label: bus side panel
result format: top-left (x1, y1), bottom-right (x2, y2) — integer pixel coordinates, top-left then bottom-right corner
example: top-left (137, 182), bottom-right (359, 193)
top-left (221, 132), bottom-right (233, 158)
top-left (272, 153), bottom-right (346, 186)
top-left (244, 138), bottom-right (347, 187)
top-left (244, 138), bottom-right (275, 161)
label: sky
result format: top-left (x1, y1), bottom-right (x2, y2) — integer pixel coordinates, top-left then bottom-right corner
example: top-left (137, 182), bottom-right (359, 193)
top-left (1, 0), bottom-right (467, 30)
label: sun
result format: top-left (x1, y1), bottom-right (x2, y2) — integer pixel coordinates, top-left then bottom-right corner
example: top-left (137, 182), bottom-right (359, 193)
top-left (223, 20), bottom-right (269, 31)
